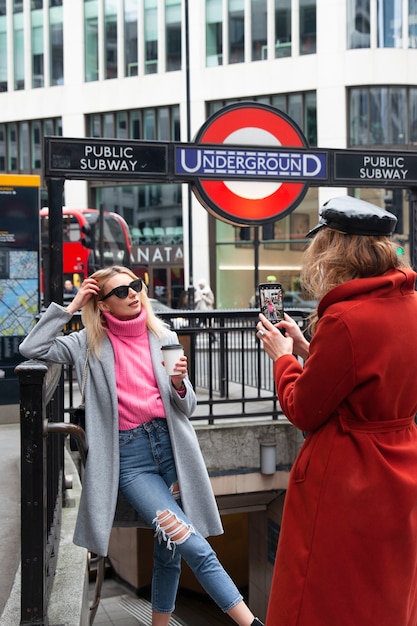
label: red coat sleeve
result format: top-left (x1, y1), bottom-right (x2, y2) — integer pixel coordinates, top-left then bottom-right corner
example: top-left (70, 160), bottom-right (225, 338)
top-left (274, 312), bottom-right (356, 432)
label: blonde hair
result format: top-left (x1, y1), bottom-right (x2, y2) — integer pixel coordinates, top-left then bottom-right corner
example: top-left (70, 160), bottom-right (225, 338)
top-left (81, 265), bottom-right (169, 357)
top-left (301, 229), bottom-right (407, 335)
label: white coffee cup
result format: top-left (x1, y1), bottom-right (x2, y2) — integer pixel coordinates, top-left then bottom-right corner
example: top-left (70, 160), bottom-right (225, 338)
top-left (161, 344), bottom-right (184, 376)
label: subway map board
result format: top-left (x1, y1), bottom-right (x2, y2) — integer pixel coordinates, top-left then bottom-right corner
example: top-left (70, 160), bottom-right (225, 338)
top-left (0, 175), bottom-right (40, 404)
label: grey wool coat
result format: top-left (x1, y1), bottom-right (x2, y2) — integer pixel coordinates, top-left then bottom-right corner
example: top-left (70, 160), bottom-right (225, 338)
top-left (19, 303), bottom-right (223, 556)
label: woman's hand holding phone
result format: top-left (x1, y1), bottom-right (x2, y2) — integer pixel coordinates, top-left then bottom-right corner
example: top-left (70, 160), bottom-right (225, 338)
top-left (256, 313), bottom-right (294, 361)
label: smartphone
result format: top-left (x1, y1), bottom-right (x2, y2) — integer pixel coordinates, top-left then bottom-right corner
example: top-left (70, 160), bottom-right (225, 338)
top-left (259, 283), bottom-right (284, 324)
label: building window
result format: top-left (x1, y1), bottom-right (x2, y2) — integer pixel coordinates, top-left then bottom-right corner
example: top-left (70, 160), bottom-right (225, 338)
top-left (86, 105), bottom-right (180, 143)
top-left (299, 0), bottom-right (316, 55)
top-left (206, 0), bottom-right (223, 66)
top-left (105, 0), bottom-right (118, 79)
top-left (347, 0), bottom-right (370, 49)
top-left (377, 0), bottom-right (402, 48)
top-left (251, 0), bottom-right (267, 61)
top-left (0, 2), bottom-right (6, 92)
top-left (165, 0), bottom-right (181, 71)
top-left (85, 0), bottom-right (99, 82)
top-left (275, 0), bottom-right (291, 59)
top-left (50, 2), bottom-right (63, 85)
top-left (13, 1), bottom-right (24, 90)
top-left (144, 0), bottom-right (158, 74)
top-left (229, 0), bottom-right (245, 63)
top-left (349, 86), bottom-right (411, 146)
top-left (0, 124), bottom-right (5, 170)
top-left (409, 0), bottom-right (417, 47)
top-left (125, 0), bottom-right (138, 76)
top-left (0, 118), bottom-right (61, 175)
top-left (32, 1), bottom-right (44, 88)
top-left (208, 92), bottom-right (318, 146)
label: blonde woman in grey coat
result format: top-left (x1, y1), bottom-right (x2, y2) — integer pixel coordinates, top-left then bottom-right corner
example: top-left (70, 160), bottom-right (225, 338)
top-left (20, 266), bottom-right (263, 626)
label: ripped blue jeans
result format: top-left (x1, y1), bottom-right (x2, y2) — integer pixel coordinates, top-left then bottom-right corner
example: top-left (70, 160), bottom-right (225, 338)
top-left (118, 418), bottom-right (243, 615)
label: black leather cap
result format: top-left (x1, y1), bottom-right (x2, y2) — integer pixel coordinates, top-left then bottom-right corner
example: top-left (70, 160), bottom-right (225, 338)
top-left (306, 196), bottom-right (397, 238)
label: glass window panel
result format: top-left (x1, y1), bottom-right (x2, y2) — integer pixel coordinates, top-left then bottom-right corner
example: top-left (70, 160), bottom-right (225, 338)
top-left (13, 0), bottom-right (23, 12)
top-left (206, 0), bottom-right (223, 66)
top-left (32, 4), bottom-right (44, 88)
top-left (275, 0), bottom-right (292, 58)
top-left (288, 94), bottom-right (303, 128)
top-left (229, 0), bottom-right (244, 63)
top-left (31, 121), bottom-right (42, 169)
top-left (271, 94), bottom-right (287, 113)
top-left (0, 0), bottom-right (6, 15)
top-left (172, 105), bottom-right (180, 140)
top-left (13, 12), bottom-right (25, 90)
top-left (44, 119), bottom-right (55, 136)
top-left (347, 0), bottom-right (370, 49)
top-left (144, 109), bottom-right (156, 139)
top-left (166, 0), bottom-right (181, 71)
top-left (105, 0), bottom-right (118, 79)
top-left (299, 0), bottom-right (316, 55)
top-left (0, 10), bottom-right (7, 92)
top-left (251, 0), bottom-right (267, 61)
top-left (409, 0), bottom-right (417, 47)
top-left (349, 88), bottom-right (368, 145)
top-left (117, 111), bottom-right (128, 139)
top-left (50, 5), bottom-right (63, 85)
top-left (89, 113), bottom-right (101, 137)
top-left (157, 107), bottom-right (170, 140)
top-left (7, 124), bottom-right (17, 171)
top-left (103, 113), bottom-right (115, 137)
top-left (19, 122), bottom-right (30, 170)
top-left (130, 111), bottom-right (141, 139)
top-left (369, 87), bottom-right (388, 144)
top-left (377, 0), bottom-right (402, 48)
top-left (144, 0), bottom-right (158, 74)
top-left (125, 0), bottom-right (138, 76)
top-left (389, 88), bottom-right (407, 144)
top-left (305, 91), bottom-right (317, 146)
top-left (85, 0), bottom-right (99, 82)
top-left (0, 124), bottom-right (5, 170)
top-left (410, 89), bottom-right (417, 143)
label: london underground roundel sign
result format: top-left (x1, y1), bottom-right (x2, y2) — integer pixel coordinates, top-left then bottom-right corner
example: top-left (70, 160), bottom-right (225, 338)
top-left (191, 101), bottom-right (309, 226)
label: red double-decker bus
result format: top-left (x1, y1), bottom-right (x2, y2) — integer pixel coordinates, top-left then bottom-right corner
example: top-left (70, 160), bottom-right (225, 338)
top-left (40, 207), bottom-right (133, 294)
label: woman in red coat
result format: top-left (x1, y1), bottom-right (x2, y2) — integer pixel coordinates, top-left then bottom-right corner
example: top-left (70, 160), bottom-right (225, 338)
top-left (257, 196), bottom-right (417, 626)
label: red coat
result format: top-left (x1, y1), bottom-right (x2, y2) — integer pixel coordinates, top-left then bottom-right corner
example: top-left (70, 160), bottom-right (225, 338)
top-left (266, 269), bottom-right (417, 626)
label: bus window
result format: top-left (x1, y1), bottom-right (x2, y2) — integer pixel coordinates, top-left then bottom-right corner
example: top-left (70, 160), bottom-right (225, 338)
top-left (40, 207), bottom-right (132, 300)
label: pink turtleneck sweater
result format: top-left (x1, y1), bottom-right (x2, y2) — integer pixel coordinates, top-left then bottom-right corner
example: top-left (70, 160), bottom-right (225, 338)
top-left (103, 310), bottom-right (166, 430)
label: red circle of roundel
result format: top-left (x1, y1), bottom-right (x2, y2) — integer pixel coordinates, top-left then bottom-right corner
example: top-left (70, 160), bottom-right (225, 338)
top-left (192, 102), bottom-right (308, 225)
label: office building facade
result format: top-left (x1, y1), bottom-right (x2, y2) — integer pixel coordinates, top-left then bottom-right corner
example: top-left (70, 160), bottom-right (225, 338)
top-left (0, 0), bottom-right (415, 308)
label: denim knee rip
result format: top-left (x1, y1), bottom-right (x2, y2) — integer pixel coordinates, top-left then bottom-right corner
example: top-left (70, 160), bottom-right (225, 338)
top-left (153, 509), bottom-right (195, 556)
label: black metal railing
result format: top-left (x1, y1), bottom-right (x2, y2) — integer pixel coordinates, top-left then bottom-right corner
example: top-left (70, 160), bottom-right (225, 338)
top-left (16, 360), bottom-right (86, 626)
top-left (62, 307), bottom-right (311, 424)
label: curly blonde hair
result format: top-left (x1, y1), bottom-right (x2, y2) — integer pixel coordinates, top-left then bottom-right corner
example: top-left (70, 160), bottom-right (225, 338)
top-left (81, 266), bottom-right (169, 356)
top-left (301, 229), bottom-right (407, 335)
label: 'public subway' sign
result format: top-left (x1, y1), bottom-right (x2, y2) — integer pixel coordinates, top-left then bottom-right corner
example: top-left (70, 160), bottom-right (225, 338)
top-left (44, 101), bottom-right (417, 226)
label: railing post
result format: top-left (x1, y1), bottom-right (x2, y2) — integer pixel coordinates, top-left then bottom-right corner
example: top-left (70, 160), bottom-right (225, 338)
top-left (16, 360), bottom-right (49, 626)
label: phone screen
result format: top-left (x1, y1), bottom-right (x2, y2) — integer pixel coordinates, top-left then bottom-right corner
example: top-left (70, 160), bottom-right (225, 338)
top-left (259, 283), bottom-right (284, 323)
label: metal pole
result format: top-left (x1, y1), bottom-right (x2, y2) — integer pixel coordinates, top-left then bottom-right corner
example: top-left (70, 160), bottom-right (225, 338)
top-left (46, 178), bottom-right (65, 307)
top-left (185, 0), bottom-right (194, 308)
top-left (408, 188), bottom-right (417, 272)
top-left (254, 226), bottom-right (260, 306)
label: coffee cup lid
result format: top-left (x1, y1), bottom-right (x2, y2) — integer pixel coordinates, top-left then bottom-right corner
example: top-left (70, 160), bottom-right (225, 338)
top-left (161, 344), bottom-right (183, 350)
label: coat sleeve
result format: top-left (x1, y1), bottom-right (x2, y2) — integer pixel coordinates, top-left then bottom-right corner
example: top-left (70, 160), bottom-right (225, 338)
top-left (19, 302), bottom-right (86, 365)
top-left (274, 312), bottom-right (357, 432)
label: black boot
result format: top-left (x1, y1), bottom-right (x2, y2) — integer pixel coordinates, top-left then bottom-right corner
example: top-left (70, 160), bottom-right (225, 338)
top-left (251, 619), bottom-right (264, 626)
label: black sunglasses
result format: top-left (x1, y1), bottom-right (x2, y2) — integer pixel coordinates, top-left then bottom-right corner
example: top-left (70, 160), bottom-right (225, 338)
top-left (101, 278), bottom-right (143, 301)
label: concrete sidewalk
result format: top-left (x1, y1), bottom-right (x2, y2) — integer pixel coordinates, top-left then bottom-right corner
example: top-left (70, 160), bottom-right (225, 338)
top-left (0, 423), bottom-right (21, 618)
